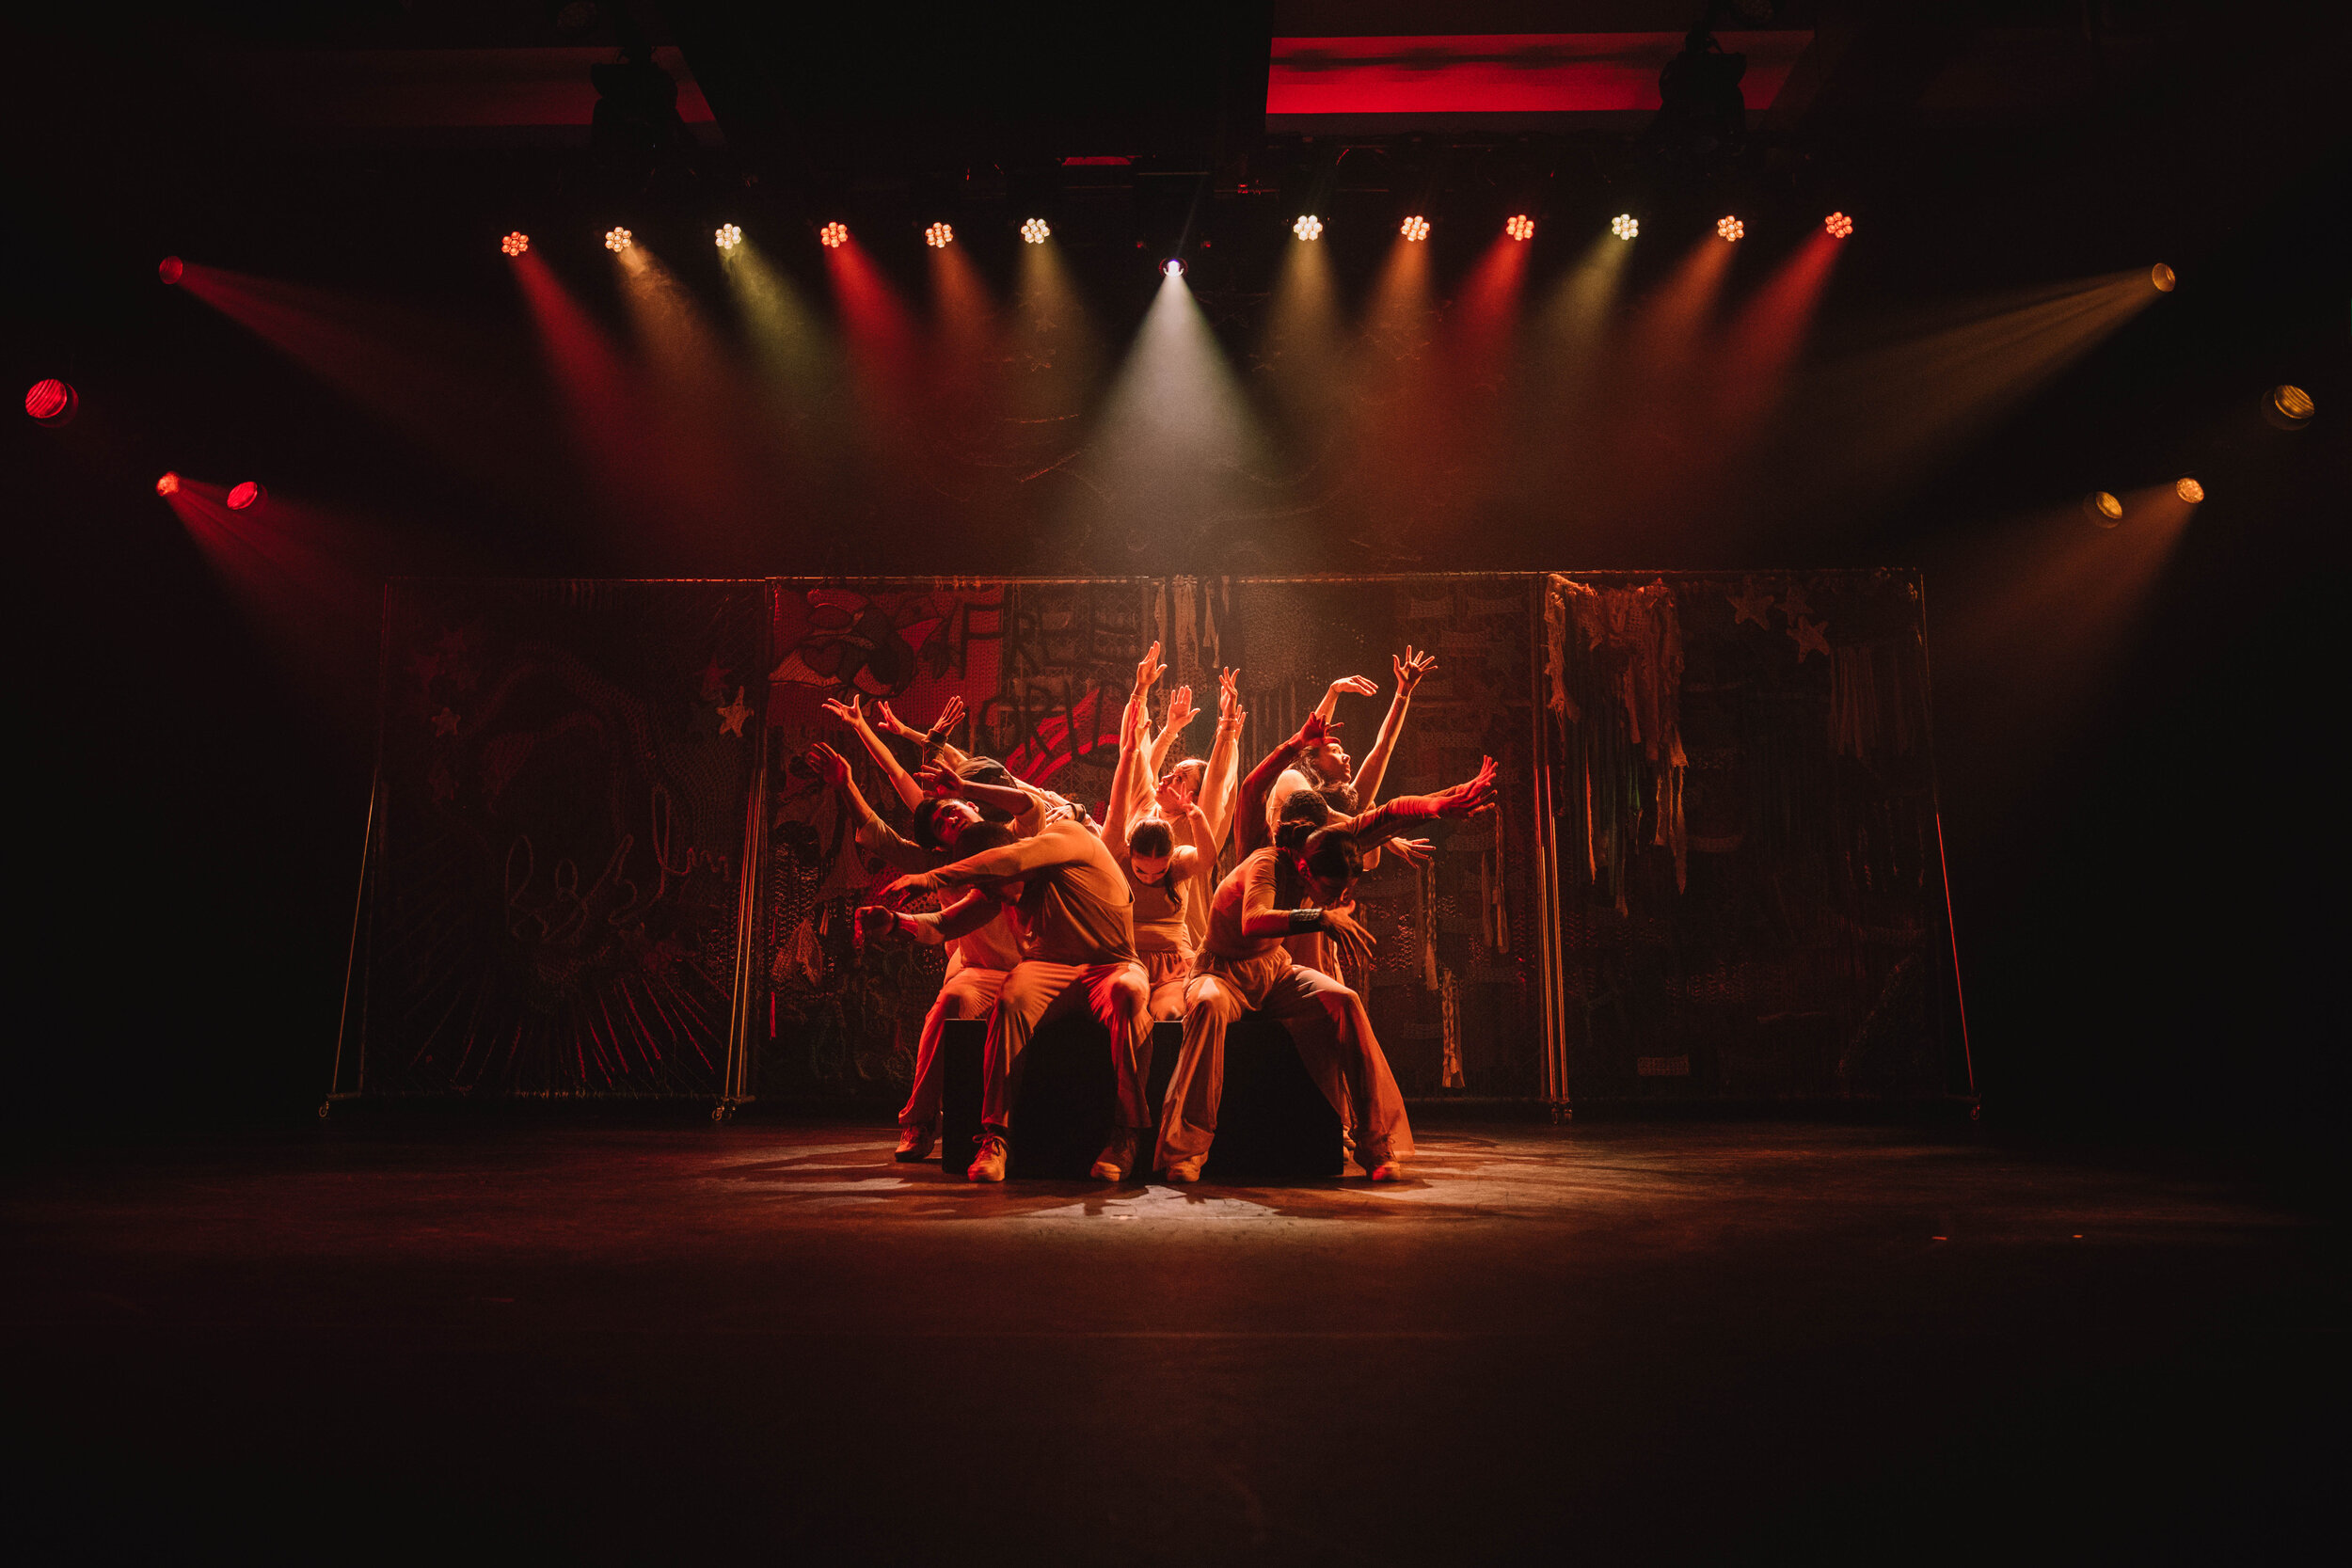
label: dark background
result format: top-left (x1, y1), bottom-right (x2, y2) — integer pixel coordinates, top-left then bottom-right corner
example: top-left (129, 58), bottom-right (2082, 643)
top-left (3, 2), bottom-right (2342, 1153)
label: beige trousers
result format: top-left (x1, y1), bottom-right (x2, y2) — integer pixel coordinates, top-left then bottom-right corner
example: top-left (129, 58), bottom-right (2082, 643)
top-left (1141, 946), bottom-right (1193, 1022)
top-left (898, 965), bottom-right (1008, 1130)
top-left (982, 959), bottom-right (1154, 1134)
top-left (1154, 959), bottom-right (1415, 1170)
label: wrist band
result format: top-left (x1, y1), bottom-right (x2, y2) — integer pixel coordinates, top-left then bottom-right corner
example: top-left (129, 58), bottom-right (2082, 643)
top-left (1288, 907), bottom-right (1325, 933)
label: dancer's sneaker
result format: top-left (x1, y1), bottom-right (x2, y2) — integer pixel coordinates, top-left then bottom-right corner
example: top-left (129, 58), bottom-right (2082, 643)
top-left (894, 1124), bottom-right (935, 1163)
top-left (1089, 1128), bottom-right (1140, 1182)
top-left (966, 1133), bottom-right (1009, 1183)
top-left (1162, 1154), bottom-right (1205, 1184)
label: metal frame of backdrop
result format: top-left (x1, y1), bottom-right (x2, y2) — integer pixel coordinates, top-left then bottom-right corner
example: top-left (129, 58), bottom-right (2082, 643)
top-left (328, 574), bottom-right (1974, 1118)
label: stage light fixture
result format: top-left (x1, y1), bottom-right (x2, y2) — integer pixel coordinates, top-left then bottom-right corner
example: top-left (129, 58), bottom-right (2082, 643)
top-left (24, 379), bottom-right (76, 426)
top-left (227, 481), bottom-right (266, 512)
top-left (1611, 214), bottom-right (1639, 240)
top-left (604, 227), bottom-right (633, 253)
top-left (2267, 384), bottom-right (2314, 429)
top-left (2174, 477), bottom-right (2203, 503)
top-left (1825, 212), bottom-right (1854, 238)
top-left (2082, 491), bottom-right (2123, 528)
top-left (1505, 214), bottom-right (1534, 241)
top-left (819, 222), bottom-right (849, 249)
top-left (1400, 215), bottom-right (1430, 242)
top-left (158, 256), bottom-right (183, 285)
top-left (501, 231), bottom-right (529, 257)
top-left (1293, 214), bottom-right (1323, 241)
top-left (155, 472), bottom-right (181, 497)
top-left (2151, 263), bottom-right (2175, 292)
top-left (925, 222), bottom-right (954, 248)
top-left (1716, 215), bottom-right (1745, 242)
top-left (1021, 217), bottom-right (1050, 244)
top-left (715, 224), bottom-right (742, 251)
top-left (1161, 257), bottom-right (1184, 277)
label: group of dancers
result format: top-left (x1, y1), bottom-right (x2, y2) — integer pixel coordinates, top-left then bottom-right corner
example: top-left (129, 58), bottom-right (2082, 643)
top-left (807, 640), bottom-right (1497, 1183)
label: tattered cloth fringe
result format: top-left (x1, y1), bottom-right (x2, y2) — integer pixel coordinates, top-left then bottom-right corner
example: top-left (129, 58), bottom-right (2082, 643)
top-left (1546, 576), bottom-right (1690, 892)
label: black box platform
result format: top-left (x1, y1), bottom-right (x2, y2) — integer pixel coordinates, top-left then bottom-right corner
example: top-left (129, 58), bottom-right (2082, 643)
top-left (939, 1009), bottom-right (1343, 1181)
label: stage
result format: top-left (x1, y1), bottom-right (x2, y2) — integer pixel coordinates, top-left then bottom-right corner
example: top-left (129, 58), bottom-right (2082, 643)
top-left (8, 1118), bottom-right (2332, 1561)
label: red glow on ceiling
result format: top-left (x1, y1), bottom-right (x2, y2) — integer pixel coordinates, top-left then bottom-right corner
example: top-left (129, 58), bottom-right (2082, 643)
top-left (25, 379), bottom-right (76, 424)
top-left (1266, 33), bottom-right (1811, 118)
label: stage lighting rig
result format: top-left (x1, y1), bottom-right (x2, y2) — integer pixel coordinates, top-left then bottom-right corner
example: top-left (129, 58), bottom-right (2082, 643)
top-left (1021, 217), bottom-right (1050, 244)
top-left (1505, 214), bottom-right (1534, 241)
top-left (228, 482), bottom-right (267, 512)
top-left (1400, 215), bottom-right (1430, 242)
top-left (501, 231), bottom-right (530, 256)
top-left (1612, 214), bottom-right (1639, 240)
top-left (158, 257), bottom-right (183, 285)
top-left (2082, 491), bottom-right (2123, 528)
top-left (715, 224), bottom-right (742, 251)
top-left (2174, 477), bottom-right (2203, 503)
top-left (1293, 214), bottom-right (1323, 241)
top-left (2265, 385), bottom-right (2314, 430)
top-left (1716, 215), bottom-right (1744, 242)
top-left (605, 227), bottom-right (633, 253)
top-left (2151, 263), bottom-right (2176, 292)
top-left (155, 472), bottom-right (182, 497)
top-left (24, 379), bottom-right (76, 426)
top-left (1161, 257), bottom-right (1185, 277)
top-left (819, 222), bottom-right (849, 249)
top-left (1824, 212), bottom-right (1853, 238)
top-left (926, 223), bottom-right (955, 248)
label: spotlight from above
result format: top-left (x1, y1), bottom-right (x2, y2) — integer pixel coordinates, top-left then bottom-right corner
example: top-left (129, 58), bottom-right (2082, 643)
top-left (501, 231), bottom-right (529, 257)
top-left (158, 256), bottom-right (184, 285)
top-left (2082, 491), bottom-right (2123, 528)
top-left (2174, 477), bottom-right (2203, 503)
top-left (819, 222), bottom-right (849, 249)
top-left (1824, 212), bottom-right (1854, 239)
top-left (2265, 384), bottom-right (2314, 430)
top-left (1716, 215), bottom-right (1745, 242)
top-left (227, 481), bottom-right (267, 512)
top-left (1293, 214), bottom-right (1323, 241)
top-left (2150, 263), bottom-right (2176, 292)
top-left (24, 379), bottom-right (76, 427)
top-left (1505, 214), bottom-right (1534, 241)
top-left (925, 222), bottom-right (954, 248)
top-left (1611, 214), bottom-right (1639, 240)
top-left (1400, 215), bottom-right (1430, 242)
top-left (604, 227), bottom-right (633, 253)
top-left (1021, 217), bottom-right (1050, 244)
top-left (715, 224), bottom-right (742, 251)
top-left (155, 472), bottom-right (182, 497)
top-left (1161, 257), bottom-right (1184, 277)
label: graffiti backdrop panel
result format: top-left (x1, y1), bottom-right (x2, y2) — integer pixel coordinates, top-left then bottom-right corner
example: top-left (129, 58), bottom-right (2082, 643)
top-left (351, 579), bottom-right (765, 1097)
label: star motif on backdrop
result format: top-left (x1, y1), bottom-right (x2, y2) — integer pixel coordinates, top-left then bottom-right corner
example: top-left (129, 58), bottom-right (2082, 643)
top-left (1777, 581), bottom-right (1813, 624)
top-left (699, 657), bottom-right (731, 697)
top-left (1788, 616), bottom-right (1831, 662)
top-left (1729, 579), bottom-right (1775, 628)
top-left (717, 688), bottom-right (753, 736)
top-left (431, 706), bottom-right (461, 736)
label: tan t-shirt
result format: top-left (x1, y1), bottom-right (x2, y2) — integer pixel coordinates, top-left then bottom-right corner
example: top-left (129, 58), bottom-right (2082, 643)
top-left (933, 818), bottom-right (1137, 967)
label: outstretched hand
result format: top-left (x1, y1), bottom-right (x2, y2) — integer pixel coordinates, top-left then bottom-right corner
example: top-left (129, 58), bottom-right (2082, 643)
top-left (925, 694), bottom-right (965, 743)
top-left (854, 906), bottom-right (904, 944)
top-left (819, 693), bottom-right (866, 728)
top-left (1436, 756), bottom-right (1501, 817)
top-left (877, 871), bottom-right (940, 906)
top-left (1133, 640), bottom-right (1164, 696)
top-left (1393, 645), bottom-right (1438, 695)
top-left (1324, 899), bottom-right (1377, 970)
top-left (1162, 684), bottom-right (1195, 736)
top-left (1295, 709), bottom-right (1342, 748)
top-left (914, 760), bottom-right (961, 798)
top-left (1327, 674), bottom-right (1380, 700)
top-left (1387, 836), bottom-right (1436, 867)
top-left (806, 742), bottom-right (851, 788)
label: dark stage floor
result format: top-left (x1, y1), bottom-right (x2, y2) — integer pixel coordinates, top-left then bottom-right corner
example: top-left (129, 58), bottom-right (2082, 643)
top-left (7, 1119), bottom-right (2338, 1564)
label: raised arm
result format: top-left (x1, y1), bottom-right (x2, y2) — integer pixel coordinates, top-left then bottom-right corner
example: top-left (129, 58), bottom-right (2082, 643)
top-left (1237, 709), bottom-right (1335, 857)
top-left (822, 693), bottom-right (925, 812)
top-left (856, 889), bottom-right (1002, 948)
top-left (1196, 668), bottom-right (1244, 850)
top-left (1103, 679), bottom-right (1152, 857)
top-left (1312, 673), bottom-right (1379, 723)
top-left (881, 822), bottom-right (1087, 900)
top-left (1146, 683), bottom-right (1195, 781)
top-left (873, 698), bottom-right (972, 774)
top-left (1232, 849), bottom-right (1376, 968)
top-left (1353, 646), bottom-right (1436, 808)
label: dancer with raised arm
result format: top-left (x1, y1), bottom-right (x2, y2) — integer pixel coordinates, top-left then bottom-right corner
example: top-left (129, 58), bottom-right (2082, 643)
top-left (879, 805), bottom-right (1152, 1185)
top-left (1157, 749), bottom-right (1501, 1183)
top-left (1104, 643), bottom-right (1214, 1022)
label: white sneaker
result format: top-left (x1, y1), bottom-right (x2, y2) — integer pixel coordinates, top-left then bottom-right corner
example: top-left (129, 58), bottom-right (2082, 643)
top-left (1089, 1128), bottom-right (1141, 1182)
top-left (967, 1133), bottom-right (1009, 1183)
